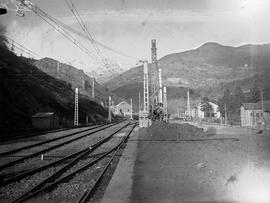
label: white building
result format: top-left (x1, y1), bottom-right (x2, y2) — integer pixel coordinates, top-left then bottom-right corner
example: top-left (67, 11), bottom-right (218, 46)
top-left (241, 100), bottom-right (270, 128)
top-left (197, 101), bottom-right (221, 119)
top-left (111, 101), bottom-right (132, 117)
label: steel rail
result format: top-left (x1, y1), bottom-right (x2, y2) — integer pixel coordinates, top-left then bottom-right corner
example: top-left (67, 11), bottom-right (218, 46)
top-left (0, 122), bottom-right (121, 171)
top-left (78, 123), bottom-right (137, 203)
top-left (0, 123), bottom-right (126, 186)
top-left (12, 123), bottom-right (134, 203)
top-left (0, 125), bottom-right (103, 157)
top-left (0, 124), bottom-right (97, 142)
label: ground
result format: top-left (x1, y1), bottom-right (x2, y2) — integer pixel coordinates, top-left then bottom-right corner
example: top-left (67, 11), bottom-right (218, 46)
top-left (102, 121), bottom-right (270, 203)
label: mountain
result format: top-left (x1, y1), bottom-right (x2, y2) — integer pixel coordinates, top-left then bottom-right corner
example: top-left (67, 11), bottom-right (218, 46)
top-left (106, 42), bottom-right (270, 91)
top-left (86, 60), bottom-right (125, 84)
top-left (0, 45), bottom-right (111, 138)
top-left (33, 58), bottom-right (120, 104)
top-left (106, 42), bottom-right (270, 112)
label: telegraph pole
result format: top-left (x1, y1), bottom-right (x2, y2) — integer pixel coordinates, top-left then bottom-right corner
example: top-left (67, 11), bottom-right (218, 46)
top-left (151, 39), bottom-right (163, 105)
top-left (56, 61), bottom-right (60, 79)
top-left (139, 92), bottom-right (141, 111)
top-left (187, 89), bottom-right (190, 116)
top-left (224, 104), bottom-right (227, 125)
top-left (92, 78), bottom-right (95, 100)
top-left (163, 86), bottom-right (168, 122)
top-left (108, 96), bottom-right (112, 122)
top-left (151, 39), bottom-right (158, 106)
top-left (143, 60), bottom-right (149, 113)
top-left (130, 98), bottom-right (133, 119)
top-left (74, 88), bottom-right (79, 126)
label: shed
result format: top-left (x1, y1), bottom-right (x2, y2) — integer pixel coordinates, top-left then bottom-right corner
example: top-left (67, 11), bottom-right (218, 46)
top-left (32, 112), bottom-right (59, 129)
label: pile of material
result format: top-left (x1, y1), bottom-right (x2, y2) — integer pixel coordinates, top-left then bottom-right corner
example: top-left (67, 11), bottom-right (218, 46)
top-left (139, 121), bottom-right (206, 140)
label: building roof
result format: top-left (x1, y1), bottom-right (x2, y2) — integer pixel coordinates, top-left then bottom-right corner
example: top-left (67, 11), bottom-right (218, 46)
top-left (242, 100), bottom-right (270, 111)
top-left (32, 112), bottom-right (55, 118)
top-left (115, 101), bottom-right (130, 107)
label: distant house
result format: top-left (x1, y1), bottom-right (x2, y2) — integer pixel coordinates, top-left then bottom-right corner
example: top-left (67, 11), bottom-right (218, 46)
top-left (32, 112), bottom-right (59, 129)
top-left (240, 100), bottom-right (270, 128)
top-left (184, 108), bottom-right (197, 118)
top-left (197, 101), bottom-right (221, 119)
top-left (111, 101), bottom-right (132, 117)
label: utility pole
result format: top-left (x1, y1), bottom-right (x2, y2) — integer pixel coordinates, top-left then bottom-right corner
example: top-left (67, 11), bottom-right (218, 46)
top-left (187, 89), bottom-right (190, 116)
top-left (143, 60), bottom-right (149, 113)
top-left (158, 67), bottom-right (163, 105)
top-left (224, 104), bottom-right (227, 125)
top-left (261, 89), bottom-right (264, 111)
top-left (139, 92), bottom-right (141, 111)
top-left (108, 96), bottom-right (112, 122)
top-left (151, 39), bottom-right (158, 106)
top-left (152, 39), bottom-right (163, 105)
top-left (56, 61), bottom-right (60, 79)
top-left (163, 86), bottom-right (168, 122)
top-left (74, 88), bottom-right (79, 126)
top-left (130, 98), bottom-right (133, 120)
top-left (92, 78), bottom-right (95, 100)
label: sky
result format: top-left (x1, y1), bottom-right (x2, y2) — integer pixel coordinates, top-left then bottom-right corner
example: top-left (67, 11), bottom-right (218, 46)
top-left (0, 0), bottom-right (270, 73)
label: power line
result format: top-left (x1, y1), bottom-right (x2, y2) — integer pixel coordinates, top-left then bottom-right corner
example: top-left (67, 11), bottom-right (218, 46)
top-left (19, 0), bottom-right (98, 60)
top-left (19, 0), bottom-right (120, 78)
top-left (64, 0), bottom-right (120, 78)
top-left (65, 0), bottom-right (101, 56)
top-left (6, 36), bottom-right (42, 59)
top-left (38, 6), bottom-right (139, 61)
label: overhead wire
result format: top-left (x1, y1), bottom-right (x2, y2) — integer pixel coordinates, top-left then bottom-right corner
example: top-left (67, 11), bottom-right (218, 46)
top-left (19, 1), bottom-right (98, 61)
top-left (34, 2), bottom-right (139, 61)
top-left (65, 0), bottom-right (101, 56)
top-left (64, 0), bottom-right (120, 78)
top-left (53, 20), bottom-right (139, 61)
top-left (5, 36), bottom-right (42, 59)
top-left (17, 0), bottom-right (139, 84)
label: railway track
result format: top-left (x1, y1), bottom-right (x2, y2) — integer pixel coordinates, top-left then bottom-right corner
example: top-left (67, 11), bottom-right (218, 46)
top-left (0, 125), bottom-right (94, 142)
top-left (78, 123), bottom-right (137, 203)
top-left (0, 122), bottom-right (122, 171)
top-left (0, 124), bottom-right (103, 157)
top-left (0, 122), bottom-right (136, 202)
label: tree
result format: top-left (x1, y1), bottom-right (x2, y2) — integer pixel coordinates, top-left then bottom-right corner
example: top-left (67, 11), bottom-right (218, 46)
top-left (230, 86), bottom-right (245, 121)
top-left (250, 83), bottom-right (260, 102)
top-left (218, 89), bottom-right (231, 118)
top-left (200, 97), bottom-right (213, 117)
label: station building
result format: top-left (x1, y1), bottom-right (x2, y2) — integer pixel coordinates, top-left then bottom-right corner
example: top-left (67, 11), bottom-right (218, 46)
top-left (111, 101), bottom-right (132, 117)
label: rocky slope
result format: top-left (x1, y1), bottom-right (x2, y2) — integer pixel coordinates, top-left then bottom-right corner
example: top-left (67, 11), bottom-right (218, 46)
top-left (0, 45), bottom-right (111, 138)
top-left (33, 58), bottom-right (120, 104)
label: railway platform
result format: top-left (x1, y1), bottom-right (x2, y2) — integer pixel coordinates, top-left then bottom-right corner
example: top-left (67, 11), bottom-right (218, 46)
top-left (102, 121), bottom-right (270, 203)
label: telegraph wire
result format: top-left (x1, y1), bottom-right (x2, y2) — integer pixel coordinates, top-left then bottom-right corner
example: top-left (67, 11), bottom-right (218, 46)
top-left (65, 0), bottom-right (101, 56)
top-left (5, 36), bottom-right (42, 59)
top-left (20, 1), bottom-right (98, 60)
top-left (64, 0), bottom-right (119, 78)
